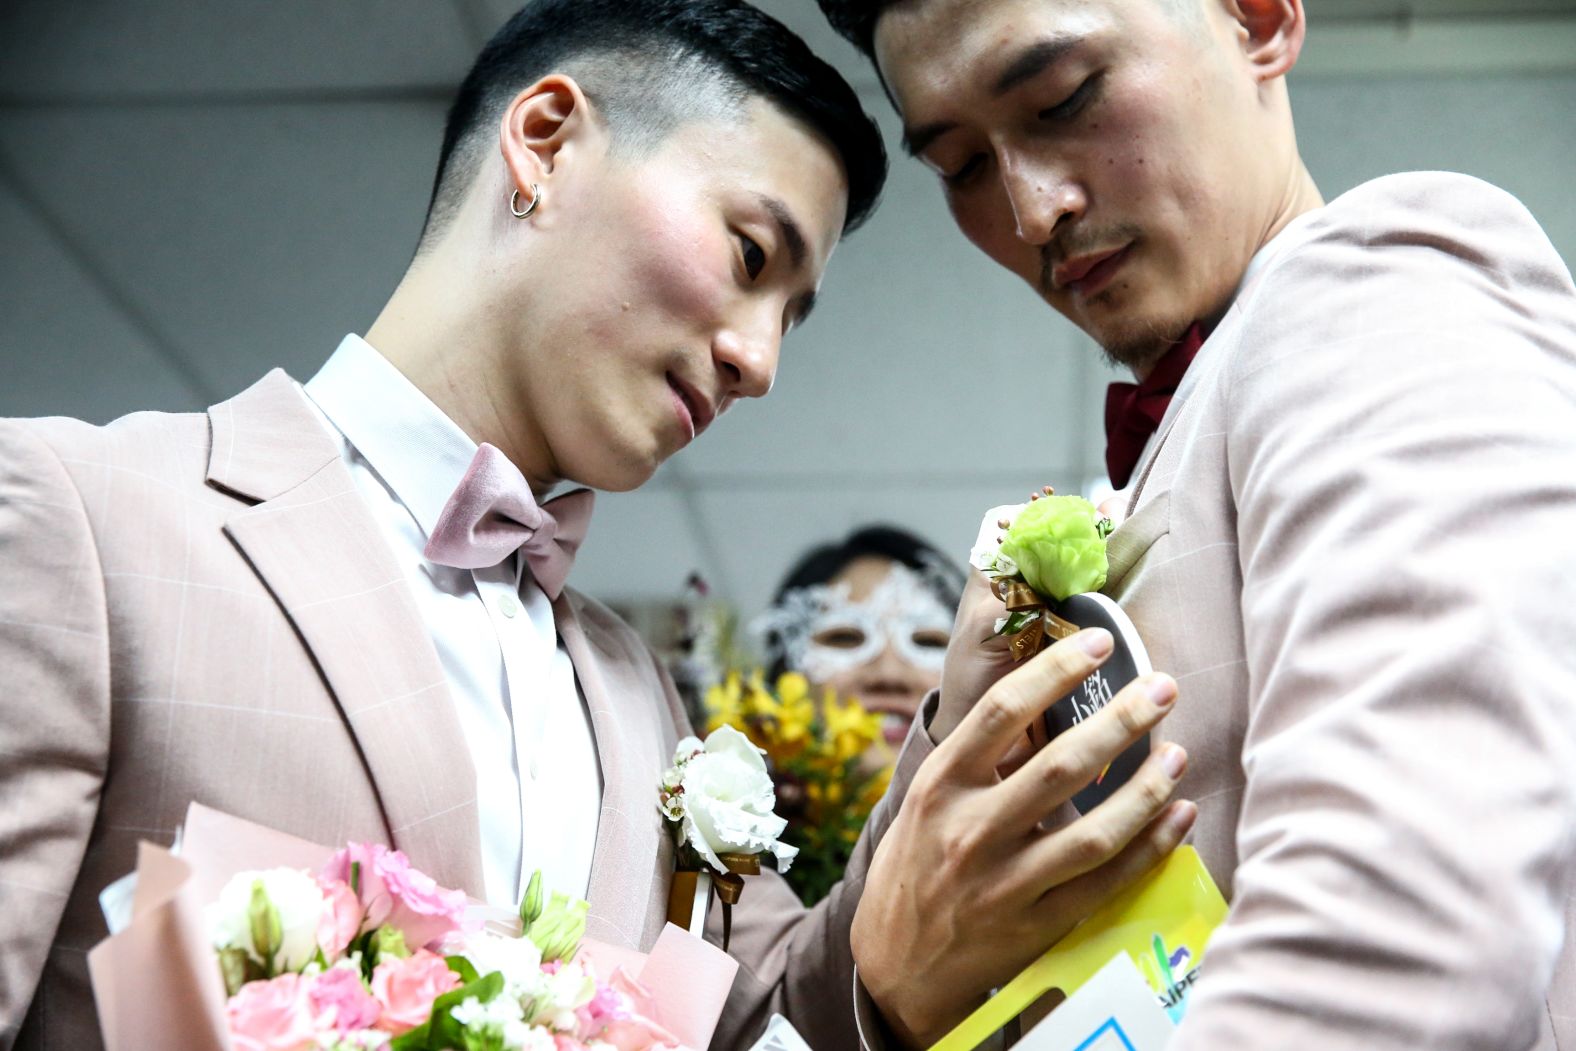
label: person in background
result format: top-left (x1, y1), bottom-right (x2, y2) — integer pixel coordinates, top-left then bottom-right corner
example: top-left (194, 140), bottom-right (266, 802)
top-left (756, 525), bottom-right (964, 769)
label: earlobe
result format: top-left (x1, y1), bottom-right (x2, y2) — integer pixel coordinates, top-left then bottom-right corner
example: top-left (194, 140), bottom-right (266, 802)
top-left (1228, 0), bottom-right (1305, 82)
top-left (498, 75), bottom-right (588, 200)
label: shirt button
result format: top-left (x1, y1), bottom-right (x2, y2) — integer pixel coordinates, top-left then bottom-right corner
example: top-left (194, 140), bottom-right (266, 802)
top-left (499, 594), bottom-right (519, 618)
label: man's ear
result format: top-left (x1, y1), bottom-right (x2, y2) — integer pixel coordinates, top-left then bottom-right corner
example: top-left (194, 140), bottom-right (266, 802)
top-left (498, 74), bottom-right (596, 201)
top-left (1222, 0), bottom-right (1305, 82)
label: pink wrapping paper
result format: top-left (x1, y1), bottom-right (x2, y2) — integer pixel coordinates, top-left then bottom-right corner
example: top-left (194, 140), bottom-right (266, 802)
top-left (88, 802), bottom-right (739, 1051)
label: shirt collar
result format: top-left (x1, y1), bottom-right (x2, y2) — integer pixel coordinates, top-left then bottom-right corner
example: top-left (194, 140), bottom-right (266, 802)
top-left (303, 334), bottom-right (477, 541)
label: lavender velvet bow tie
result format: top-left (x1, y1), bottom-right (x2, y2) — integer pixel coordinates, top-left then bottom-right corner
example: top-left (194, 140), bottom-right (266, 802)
top-left (422, 443), bottom-right (594, 600)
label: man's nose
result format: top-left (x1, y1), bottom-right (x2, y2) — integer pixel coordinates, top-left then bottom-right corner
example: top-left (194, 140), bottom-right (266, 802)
top-left (712, 313), bottom-right (780, 402)
top-left (1002, 157), bottom-right (1086, 246)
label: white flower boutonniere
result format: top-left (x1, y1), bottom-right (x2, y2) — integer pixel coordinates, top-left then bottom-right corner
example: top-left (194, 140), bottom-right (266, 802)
top-left (659, 725), bottom-right (797, 950)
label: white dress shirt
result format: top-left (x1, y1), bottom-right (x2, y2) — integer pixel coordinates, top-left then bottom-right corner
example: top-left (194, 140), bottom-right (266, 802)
top-left (303, 335), bottom-right (601, 906)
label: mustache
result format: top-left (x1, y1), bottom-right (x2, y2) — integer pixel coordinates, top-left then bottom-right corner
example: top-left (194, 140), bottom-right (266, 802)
top-left (1038, 225), bottom-right (1144, 293)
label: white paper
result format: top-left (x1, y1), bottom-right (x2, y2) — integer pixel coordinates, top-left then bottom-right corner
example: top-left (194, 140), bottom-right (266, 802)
top-left (748, 1013), bottom-right (813, 1051)
top-left (1016, 953), bottom-right (1176, 1051)
top-left (99, 823), bottom-right (184, 934)
top-left (690, 871), bottom-right (712, 938)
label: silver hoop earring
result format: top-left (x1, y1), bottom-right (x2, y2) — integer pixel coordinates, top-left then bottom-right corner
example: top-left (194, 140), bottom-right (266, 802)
top-left (510, 184), bottom-right (542, 219)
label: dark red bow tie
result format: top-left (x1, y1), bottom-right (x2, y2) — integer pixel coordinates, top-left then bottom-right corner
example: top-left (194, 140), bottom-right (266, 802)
top-left (1103, 323), bottom-right (1207, 489)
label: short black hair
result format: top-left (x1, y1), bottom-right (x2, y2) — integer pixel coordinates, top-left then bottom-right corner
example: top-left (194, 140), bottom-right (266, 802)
top-left (422, 0), bottom-right (886, 245)
top-left (820, 0), bottom-right (1205, 61)
top-left (765, 523), bottom-right (964, 678)
top-left (816, 0), bottom-right (897, 60)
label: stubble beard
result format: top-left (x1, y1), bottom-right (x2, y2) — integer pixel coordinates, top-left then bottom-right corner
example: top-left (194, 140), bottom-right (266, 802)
top-left (1037, 234), bottom-right (1192, 374)
top-left (1094, 314), bottom-right (1195, 373)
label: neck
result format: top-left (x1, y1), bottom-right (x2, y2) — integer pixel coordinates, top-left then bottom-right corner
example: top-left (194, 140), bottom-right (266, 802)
top-left (1259, 158), bottom-right (1325, 256)
top-left (1128, 160), bottom-right (1323, 384)
top-left (366, 247), bottom-right (560, 500)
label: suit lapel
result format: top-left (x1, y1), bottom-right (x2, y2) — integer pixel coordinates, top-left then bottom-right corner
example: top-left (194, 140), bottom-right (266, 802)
top-left (556, 593), bottom-right (666, 949)
top-left (208, 372), bottom-right (485, 895)
top-left (1104, 489), bottom-right (1172, 596)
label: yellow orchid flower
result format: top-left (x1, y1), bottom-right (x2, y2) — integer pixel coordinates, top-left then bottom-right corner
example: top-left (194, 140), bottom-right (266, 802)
top-left (821, 689), bottom-right (883, 765)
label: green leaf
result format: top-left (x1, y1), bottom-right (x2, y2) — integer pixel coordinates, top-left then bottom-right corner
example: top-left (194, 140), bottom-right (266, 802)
top-left (386, 970), bottom-right (505, 1051)
top-left (1002, 610), bottom-right (1040, 635)
top-left (445, 955), bottom-right (480, 985)
top-left (428, 971), bottom-right (506, 1050)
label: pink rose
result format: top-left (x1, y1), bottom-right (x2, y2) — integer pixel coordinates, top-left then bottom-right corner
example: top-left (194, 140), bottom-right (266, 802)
top-left (370, 949), bottom-right (460, 1034)
top-left (317, 877), bottom-right (363, 959)
top-left (322, 843), bottom-right (467, 950)
top-left (309, 967), bottom-right (381, 1034)
top-left (225, 973), bottom-right (317, 1051)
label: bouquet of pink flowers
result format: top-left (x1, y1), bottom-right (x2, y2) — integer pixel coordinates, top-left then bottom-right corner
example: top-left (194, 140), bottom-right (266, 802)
top-left (89, 805), bottom-right (737, 1051)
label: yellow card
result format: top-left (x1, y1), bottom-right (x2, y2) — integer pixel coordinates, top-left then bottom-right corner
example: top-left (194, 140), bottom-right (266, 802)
top-left (928, 847), bottom-right (1228, 1051)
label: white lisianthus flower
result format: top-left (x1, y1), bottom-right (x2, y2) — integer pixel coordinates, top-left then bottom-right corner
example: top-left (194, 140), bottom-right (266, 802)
top-left (675, 725), bottom-right (798, 874)
top-left (969, 503), bottom-right (1028, 575)
top-left (529, 959), bottom-right (597, 1032)
top-left (451, 993), bottom-right (533, 1048)
top-left (457, 930), bottom-right (544, 1001)
top-left (207, 867), bottom-right (325, 972)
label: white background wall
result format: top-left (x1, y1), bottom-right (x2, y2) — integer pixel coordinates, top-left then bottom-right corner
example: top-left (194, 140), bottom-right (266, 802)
top-left (2, 1), bottom-right (1573, 620)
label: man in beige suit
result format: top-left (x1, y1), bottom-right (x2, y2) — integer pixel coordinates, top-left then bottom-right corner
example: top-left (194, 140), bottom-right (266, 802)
top-left (820, 0), bottom-right (1576, 1047)
top-left (0, 1), bottom-right (1200, 1048)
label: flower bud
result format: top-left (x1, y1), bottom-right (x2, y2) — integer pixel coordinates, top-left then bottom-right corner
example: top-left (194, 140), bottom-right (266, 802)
top-left (519, 869), bottom-right (543, 930)
top-left (527, 891), bottom-right (588, 962)
top-left (371, 925), bottom-right (410, 963)
top-left (247, 880), bottom-right (282, 970)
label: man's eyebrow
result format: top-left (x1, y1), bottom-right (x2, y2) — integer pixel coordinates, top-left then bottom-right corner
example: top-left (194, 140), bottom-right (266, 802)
top-left (902, 35), bottom-right (1083, 157)
top-left (992, 36), bottom-right (1081, 97)
top-left (759, 194), bottom-right (807, 272)
top-left (902, 119), bottom-right (956, 159)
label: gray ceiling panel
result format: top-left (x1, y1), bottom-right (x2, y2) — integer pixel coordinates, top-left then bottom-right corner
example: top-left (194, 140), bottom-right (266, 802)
top-left (0, 1), bottom-right (476, 100)
top-left (0, 101), bottom-right (446, 400)
top-left (0, 184), bottom-right (210, 422)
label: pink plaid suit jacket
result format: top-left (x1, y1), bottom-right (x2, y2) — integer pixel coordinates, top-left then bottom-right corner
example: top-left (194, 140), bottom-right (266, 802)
top-left (1110, 173), bottom-right (1576, 1049)
top-left (0, 373), bottom-right (928, 1051)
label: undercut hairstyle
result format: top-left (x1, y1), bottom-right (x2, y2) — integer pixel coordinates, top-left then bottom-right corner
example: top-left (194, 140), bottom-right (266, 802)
top-left (421, 0), bottom-right (887, 249)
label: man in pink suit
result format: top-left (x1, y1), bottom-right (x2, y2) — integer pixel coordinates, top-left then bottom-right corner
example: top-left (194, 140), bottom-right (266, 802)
top-left (0, 2), bottom-right (1200, 1048)
top-left (819, 0), bottom-right (1576, 1046)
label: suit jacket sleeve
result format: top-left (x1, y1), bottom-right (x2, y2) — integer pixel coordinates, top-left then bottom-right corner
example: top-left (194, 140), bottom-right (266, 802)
top-left (1171, 175), bottom-right (1576, 1048)
top-left (0, 421), bottom-right (111, 1048)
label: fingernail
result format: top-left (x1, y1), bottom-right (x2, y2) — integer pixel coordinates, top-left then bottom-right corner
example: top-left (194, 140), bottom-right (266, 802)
top-left (1159, 744), bottom-right (1186, 779)
top-left (1077, 628), bottom-right (1113, 658)
top-left (1145, 675), bottom-right (1177, 708)
top-left (1166, 801), bottom-right (1198, 836)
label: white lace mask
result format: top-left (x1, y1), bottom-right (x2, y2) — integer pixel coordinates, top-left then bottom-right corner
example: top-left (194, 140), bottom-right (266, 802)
top-left (755, 563), bottom-right (955, 681)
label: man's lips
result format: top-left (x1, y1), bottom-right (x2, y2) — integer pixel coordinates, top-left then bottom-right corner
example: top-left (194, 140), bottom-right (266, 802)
top-left (1052, 244), bottom-right (1132, 297)
top-left (666, 373), bottom-right (716, 442)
